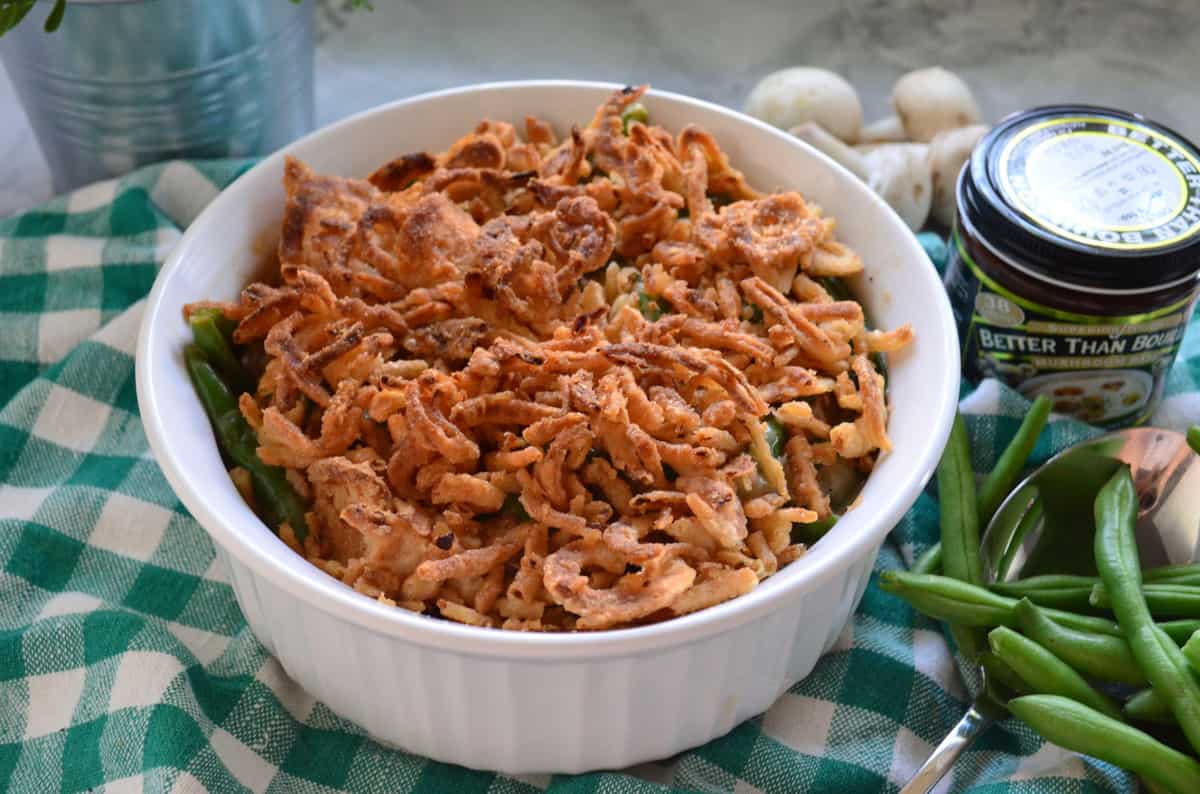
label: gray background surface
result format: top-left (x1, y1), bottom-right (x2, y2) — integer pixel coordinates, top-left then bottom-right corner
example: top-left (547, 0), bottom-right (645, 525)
top-left (2, 0), bottom-right (1198, 216)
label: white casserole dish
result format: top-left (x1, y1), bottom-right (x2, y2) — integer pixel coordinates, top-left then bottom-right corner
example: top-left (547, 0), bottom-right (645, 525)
top-left (136, 80), bottom-right (960, 774)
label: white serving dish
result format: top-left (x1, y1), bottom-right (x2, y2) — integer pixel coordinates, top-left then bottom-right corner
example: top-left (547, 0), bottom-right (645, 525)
top-left (136, 80), bottom-right (960, 774)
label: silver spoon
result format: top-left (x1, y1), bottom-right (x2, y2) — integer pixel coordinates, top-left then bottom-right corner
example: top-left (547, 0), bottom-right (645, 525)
top-left (901, 427), bottom-right (1200, 793)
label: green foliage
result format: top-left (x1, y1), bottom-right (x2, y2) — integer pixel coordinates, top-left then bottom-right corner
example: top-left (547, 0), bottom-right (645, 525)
top-left (0, 2), bottom-right (32, 36)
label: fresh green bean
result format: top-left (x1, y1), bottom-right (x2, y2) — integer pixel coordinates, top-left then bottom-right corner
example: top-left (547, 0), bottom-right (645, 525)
top-left (996, 573), bottom-right (1200, 612)
top-left (1008, 695), bottom-right (1200, 793)
top-left (188, 308), bottom-right (251, 395)
top-left (996, 574), bottom-right (1100, 591)
top-left (818, 277), bottom-right (852, 302)
top-left (1161, 620), bottom-right (1200, 645)
top-left (880, 573), bottom-right (1013, 628)
top-left (1125, 688), bottom-right (1175, 725)
top-left (792, 515), bottom-right (837, 545)
top-left (887, 571), bottom-right (1200, 644)
top-left (746, 415), bottom-right (787, 503)
top-left (1090, 582), bottom-right (1200, 617)
top-left (980, 650), bottom-right (1031, 696)
top-left (1184, 628), bottom-right (1200, 675)
top-left (910, 542), bottom-right (942, 575)
top-left (1094, 465), bottom-right (1200, 755)
top-left (620, 102), bottom-right (649, 133)
top-left (989, 626), bottom-right (1122, 720)
top-left (878, 571), bottom-right (1122, 635)
top-left (637, 285), bottom-right (664, 321)
top-left (1145, 564), bottom-right (1200, 585)
top-left (938, 413), bottom-right (983, 586)
top-left (936, 412), bottom-right (985, 658)
top-left (993, 586), bottom-right (1093, 611)
top-left (997, 567), bottom-right (1200, 590)
top-left (185, 345), bottom-right (240, 434)
top-left (1188, 425), bottom-right (1199, 455)
top-left (993, 574), bottom-right (1096, 596)
top-left (1149, 572), bottom-right (1200, 587)
top-left (977, 395), bottom-right (1051, 524)
top-left (763, 415), bottom-right (786, 459)
top-left (191, 305), bottom-right (238, 338)
top-left (185, 345), bottom-right (309, 542)
top-left (1014, 598), bottom-right (1146, 686)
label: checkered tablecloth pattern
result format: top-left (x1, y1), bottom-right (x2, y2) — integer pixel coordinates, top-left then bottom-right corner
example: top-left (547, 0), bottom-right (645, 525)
top-left (1, 161), bottom-right (1197, 793)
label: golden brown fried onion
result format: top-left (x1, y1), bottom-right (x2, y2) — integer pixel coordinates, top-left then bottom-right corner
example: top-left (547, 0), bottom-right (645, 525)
top-left (187, 85), bottom-right (910, 632)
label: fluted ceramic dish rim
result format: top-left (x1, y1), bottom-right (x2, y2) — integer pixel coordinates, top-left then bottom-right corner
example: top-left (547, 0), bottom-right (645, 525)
top-left (137, 79), bottom-right (960, 662)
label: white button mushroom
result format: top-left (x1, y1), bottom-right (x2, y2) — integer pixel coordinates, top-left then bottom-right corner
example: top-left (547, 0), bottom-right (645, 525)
top-left (744, 67), bottom-right (864, 142)
top-left (928, 124), bottom-right (989, 227)
top-left (891, 66), bottom-right (982, 143)
top-left (862, 144), bottom-right (932, 231)
top-left (788, 122), bottom-right (932, 232)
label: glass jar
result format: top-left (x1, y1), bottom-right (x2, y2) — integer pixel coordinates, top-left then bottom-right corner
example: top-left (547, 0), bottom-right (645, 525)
top-left (945, 105), bottom-right (1200, 428)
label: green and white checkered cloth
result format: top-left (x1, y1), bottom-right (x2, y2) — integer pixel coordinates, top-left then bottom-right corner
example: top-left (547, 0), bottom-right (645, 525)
top-left (1, 161), bottom-right (1197, 793)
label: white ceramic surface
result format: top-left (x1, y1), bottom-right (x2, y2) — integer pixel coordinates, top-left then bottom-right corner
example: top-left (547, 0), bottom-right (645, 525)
top-left (136, 80), bottom-right (960, 774)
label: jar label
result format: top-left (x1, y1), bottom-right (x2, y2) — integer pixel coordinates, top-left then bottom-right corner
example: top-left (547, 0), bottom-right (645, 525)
top-left (997, 115), bottom-right (1200, 251)
top-left (946, 230), bottom-right (1196, 427)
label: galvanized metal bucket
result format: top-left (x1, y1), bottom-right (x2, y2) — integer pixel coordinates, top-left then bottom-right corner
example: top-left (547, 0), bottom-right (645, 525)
top-left (1, 0), bottom-right (314, 193)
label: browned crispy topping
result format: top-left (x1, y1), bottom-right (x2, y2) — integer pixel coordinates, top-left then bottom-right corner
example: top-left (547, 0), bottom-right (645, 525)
top-left (368, 152), bottom-right (437, 192)
top-left (187, 86), bottom-right (911, 631)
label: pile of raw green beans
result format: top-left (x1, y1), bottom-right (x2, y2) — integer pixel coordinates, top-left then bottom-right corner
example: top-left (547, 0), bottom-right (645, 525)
top-left (883, 403), bottom-right (1200, 793)
top-left (185, 308), bottom-right (310, 543)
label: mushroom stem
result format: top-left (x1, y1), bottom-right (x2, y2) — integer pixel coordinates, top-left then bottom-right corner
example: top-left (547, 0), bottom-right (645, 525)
top-left (928, 124), bottom-right (989, 226)
top-left (859, 116), bottom-right (907, 144)
top-left (788, 122), bottom-right (870, 182)
top-left (861, 143), bottom-right (932, 231)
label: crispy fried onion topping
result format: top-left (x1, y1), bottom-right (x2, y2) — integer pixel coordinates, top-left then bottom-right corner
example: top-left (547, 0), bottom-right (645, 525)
top-left (185, 86), bottom-right (911, 631)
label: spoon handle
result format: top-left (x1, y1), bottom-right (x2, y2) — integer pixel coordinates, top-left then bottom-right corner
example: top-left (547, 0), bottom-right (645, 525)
top-left (900, 699), bottom-right (996, 793)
